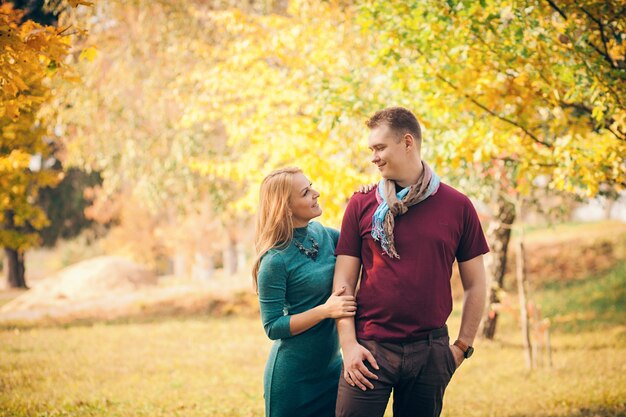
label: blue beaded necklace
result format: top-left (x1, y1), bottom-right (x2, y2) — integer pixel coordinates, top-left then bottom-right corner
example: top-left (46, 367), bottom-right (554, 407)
top-left (293, 235), bottom-right (319, 261)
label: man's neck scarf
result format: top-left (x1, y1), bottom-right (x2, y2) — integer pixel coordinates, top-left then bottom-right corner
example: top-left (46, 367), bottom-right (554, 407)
top-left (371, 162), bottom-right (440, 258)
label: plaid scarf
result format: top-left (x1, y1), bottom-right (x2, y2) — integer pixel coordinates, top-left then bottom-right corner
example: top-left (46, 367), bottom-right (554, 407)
top-left (371, 162), bottom-right (440, 258)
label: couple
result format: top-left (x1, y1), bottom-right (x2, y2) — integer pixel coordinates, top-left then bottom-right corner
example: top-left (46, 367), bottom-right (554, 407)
top-left (252, 107), bottom-right (489, 417)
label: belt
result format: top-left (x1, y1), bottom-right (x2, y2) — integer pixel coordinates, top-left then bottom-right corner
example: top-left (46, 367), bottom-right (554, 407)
top-left (414, 325), bottom-right (448, 342)
top-left (359, 325), bottom-right (450, 344)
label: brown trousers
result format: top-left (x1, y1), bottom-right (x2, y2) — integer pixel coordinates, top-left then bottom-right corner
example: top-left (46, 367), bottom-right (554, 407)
top-left (335, 331), bottom-right (456, 417)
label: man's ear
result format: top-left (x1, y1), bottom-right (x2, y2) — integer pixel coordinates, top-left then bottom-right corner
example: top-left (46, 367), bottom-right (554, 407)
top-left (404, 133), bottom-right (415, 152)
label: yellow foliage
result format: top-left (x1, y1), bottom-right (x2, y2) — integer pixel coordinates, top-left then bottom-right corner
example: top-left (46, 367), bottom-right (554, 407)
top-left (68, 0), bottom-right (94, 6)
top-left (353, 0), bottom-right (625, 200)
top-left (79, 46), bottom-right (97, 61)
top-left (51, 0), bottom-right (625, 252)
top-left (0, 3), bottom-right (80, 250)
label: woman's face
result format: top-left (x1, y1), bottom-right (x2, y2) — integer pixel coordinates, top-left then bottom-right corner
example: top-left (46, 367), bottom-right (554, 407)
top-left (289, 173), bottom-right (322, 227)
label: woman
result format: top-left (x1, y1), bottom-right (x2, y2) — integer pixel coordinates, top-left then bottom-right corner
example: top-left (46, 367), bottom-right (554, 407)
top-left (252, 167), bottom-right (357, 417)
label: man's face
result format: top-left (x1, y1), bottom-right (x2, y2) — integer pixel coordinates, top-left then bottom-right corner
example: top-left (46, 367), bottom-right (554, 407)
top-left (367, 124), bottom-right (408, 181)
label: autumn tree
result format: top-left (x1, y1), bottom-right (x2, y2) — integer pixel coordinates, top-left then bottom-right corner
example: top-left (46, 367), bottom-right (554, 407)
top-left (188, 1), bottom-right (388, 225)
top-left (0, 2), bottom-right (83, 288)
top-left (54, 0), bottom-right (623, 303)
top-left (52, 0), bottom-right (258, 277)
top-left (348, 0), bottom-right (625, 338)
top-left (57, 0), bottom-right (381, 278)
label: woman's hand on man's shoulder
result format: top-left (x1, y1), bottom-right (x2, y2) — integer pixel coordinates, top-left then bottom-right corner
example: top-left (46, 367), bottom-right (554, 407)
top-left (356, 183), bottom-right (376, 194)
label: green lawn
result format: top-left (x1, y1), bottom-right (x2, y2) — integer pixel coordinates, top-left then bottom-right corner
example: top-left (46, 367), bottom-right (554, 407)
top-left (536, 262), bottom-right (626, 333)
top-left (1, 264), bottom-right (625, 417)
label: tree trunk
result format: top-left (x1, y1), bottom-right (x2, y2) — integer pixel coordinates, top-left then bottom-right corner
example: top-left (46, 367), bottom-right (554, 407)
top-left (515, 223), bottom-right (533, 369)
top-left (192, 251), bottom-right (214, 282)
top-left (482, 194), bottom-right (516, 339)
top-left (603, 197), bottom-right (614, 220)
top-left (5, 247), bottom-right (27, 289)
top-left (173, 251), bottom-right (188, 278)
top-left (237, 243), bottom-right (246, 273)
top-left (223, 236), bottom-right (238, 276)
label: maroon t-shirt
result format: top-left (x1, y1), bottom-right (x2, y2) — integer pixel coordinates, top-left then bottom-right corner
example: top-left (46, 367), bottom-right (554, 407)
top-left (335, 183), bottom-right (489, 342)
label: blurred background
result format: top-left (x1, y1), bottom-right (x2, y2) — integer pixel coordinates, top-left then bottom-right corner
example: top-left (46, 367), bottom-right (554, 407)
top-left (1, 0), bottom-right (624, 416)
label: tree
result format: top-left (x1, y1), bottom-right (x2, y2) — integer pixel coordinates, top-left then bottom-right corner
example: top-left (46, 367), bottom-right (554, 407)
top-left (53, 0), bottom-right (255, 275)
top-left (54, 0), bottom-right (624, 304)
top-left (56, 1), bottom-right (382, 278)
top-left (0, 2), bottom-right (79, 288)
top-left (350, 0), bottom-right (625, 338)
top-left (187, 1), bottom-right (389, 225)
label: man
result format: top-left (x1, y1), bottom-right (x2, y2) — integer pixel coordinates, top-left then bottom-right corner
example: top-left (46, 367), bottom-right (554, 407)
top-left (333, 107), bottom-right (489, 417)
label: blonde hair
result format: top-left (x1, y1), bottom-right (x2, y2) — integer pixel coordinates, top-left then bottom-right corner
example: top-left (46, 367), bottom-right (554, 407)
top-left (252, 167), bottom-right (302, 292)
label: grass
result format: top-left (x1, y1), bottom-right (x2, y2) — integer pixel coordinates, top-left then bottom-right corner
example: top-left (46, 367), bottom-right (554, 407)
top-left (536, 262), bottom-right (626, 333)
top-left (1, 264), bottom-right (625, 417)
top-left (517, 220), bottom-right (626, 244)
top-left (0, 318), bottom-right (267, 417)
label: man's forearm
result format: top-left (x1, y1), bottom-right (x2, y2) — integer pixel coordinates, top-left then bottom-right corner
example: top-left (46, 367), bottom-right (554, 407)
top-left (334, 276), bottom-right (358, 349)
top-left (457, 284), bottom-right (486, 345)
top-left (336, 315), bottom-right (358, 348)
top-left (332, 255), bottom-right (361, 349)
top-left (457, 256), bottom-right (487, 345)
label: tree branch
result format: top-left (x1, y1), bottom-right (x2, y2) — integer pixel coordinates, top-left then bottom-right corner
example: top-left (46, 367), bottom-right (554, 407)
top-left (545, 0), bottom-right (622, 70)
top-left (546, 0), bottom-right (567, 20)
top-left (542, 2), bottom-right (624, 107)
top-left (560, 101), bottom-right (626, 141)
top-left (572, 46), bottom-right (624, 108)
top-left (580, 6), bottom-right (613, 65)
top-left (409, 38), bottom-right (552, 148)
top-left (56, 24), bottom-right (73, 36)
top-left (433, 73), bottom-right (552, 148)
top-left (607, 125), bottom-right (625, 142)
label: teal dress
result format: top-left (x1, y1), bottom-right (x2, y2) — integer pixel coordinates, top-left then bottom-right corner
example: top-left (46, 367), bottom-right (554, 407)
top-left (258, 221), bottom-right (342, 417)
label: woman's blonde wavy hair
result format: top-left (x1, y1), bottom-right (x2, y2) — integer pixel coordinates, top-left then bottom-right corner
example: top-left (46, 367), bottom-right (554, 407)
top-left (252, 167), bottom-right (302, 292)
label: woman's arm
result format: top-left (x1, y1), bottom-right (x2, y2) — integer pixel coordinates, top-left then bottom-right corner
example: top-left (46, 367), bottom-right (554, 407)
top-left (288, 287), bottom-right (355, 336)
top-left (258, 253), bottom-right (356, 340)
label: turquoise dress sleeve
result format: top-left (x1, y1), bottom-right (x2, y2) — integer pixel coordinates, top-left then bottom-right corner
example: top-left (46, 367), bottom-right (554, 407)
top-left (324, 227), bottom-right (340, 247)
top-left (258, 252), bottom-right (292, 340)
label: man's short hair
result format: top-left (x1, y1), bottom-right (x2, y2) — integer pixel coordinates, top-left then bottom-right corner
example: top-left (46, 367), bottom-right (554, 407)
top-left (366, 107), bottom-right (422, 144)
